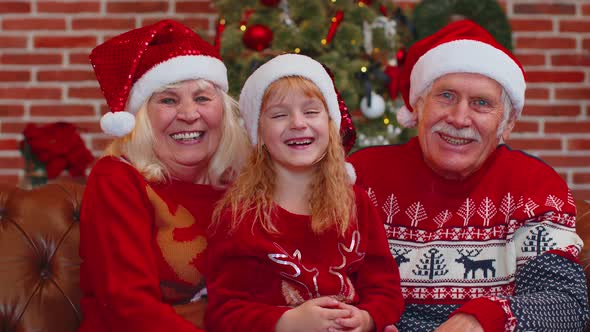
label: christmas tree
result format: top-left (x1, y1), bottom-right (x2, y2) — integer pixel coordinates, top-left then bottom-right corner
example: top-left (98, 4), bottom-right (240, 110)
top-left (212, 0), bottom-right (416, 150)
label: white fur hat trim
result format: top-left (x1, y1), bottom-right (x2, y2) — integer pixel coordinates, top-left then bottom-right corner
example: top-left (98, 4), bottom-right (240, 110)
top-left (128, 55), bottom-right (228, 115)
top-left (345, 162), bottom-right (357, 184)
top-left (239, 54), bottom-right (340, 145)
top-left (410, 39), bottom-right (525, 116)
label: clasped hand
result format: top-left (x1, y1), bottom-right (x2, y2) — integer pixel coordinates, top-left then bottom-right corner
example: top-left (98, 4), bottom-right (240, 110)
top-left (275, 296), bottom-right (374, 332)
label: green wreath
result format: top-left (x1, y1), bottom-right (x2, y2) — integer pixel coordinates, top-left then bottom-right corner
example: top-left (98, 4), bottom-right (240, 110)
top-left (412, 0), bottom-right (512, 50)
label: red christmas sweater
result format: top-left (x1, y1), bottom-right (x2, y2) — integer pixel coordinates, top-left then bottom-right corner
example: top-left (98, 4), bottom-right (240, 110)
top-left (205, 186), bottom-right (404, 332)
top-left (79, 156), bottom-right (223, 332)
top-left (348, 138), bottom-right (587, 332)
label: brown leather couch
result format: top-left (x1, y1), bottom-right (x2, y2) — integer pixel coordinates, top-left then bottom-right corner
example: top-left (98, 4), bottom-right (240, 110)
top-left (1, 182), bottom-right (589, 331)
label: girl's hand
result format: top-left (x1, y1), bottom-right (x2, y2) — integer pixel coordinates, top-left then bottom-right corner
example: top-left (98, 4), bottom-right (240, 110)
top-left (330, 302), bottom-right (374, 332)
top-left (275, 297), bottom-right (351, 332)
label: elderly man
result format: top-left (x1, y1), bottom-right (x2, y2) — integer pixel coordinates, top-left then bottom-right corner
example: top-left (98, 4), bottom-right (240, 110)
top-left (348, 20), bottom-right (589, 331)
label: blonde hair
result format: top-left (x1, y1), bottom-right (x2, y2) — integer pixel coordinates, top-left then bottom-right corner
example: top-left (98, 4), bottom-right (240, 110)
top-left (213, 76), bottom-right (356, 235)
top-left (104, 79), bottom-right (250, 187)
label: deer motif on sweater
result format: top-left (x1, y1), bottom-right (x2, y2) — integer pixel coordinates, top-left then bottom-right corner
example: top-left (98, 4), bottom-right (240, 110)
top-left (455, 249), bottom-right (496, 279)
top-left (268, 231), bottom-right (365, 306)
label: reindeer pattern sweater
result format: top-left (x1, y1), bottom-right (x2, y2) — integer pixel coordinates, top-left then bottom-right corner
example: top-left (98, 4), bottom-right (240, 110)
top-left (79, 156), bottom-right (222, 332)
top-left (205, 186), bottom-right (404, 332)
top-left (348, 137), bottom-right (589, 332)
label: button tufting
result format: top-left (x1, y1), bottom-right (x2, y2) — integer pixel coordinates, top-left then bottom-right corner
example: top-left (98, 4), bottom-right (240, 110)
top-left (40, 268), bottom-right (51, 280)
top-left (72, 210), bottom-right (80, 222)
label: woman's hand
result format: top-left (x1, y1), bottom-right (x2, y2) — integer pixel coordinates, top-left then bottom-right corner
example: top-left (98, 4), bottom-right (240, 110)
top-left (434, 313), bottom-right (483, 332)
top-left (275, 297), bottom-right (351, 332)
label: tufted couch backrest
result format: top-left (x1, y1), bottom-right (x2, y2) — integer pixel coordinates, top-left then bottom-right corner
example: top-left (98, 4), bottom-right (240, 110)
top-left (0, 182), bottom-right (83, 332)
top-left (0, 182), bottom-right (589, 331)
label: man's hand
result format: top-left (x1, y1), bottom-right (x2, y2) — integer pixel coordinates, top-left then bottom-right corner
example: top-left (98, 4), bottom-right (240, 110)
top-left (275, 297), bottom-right (351, 332)
top-left (434, 313), bottom-right (483, 332)
top-left (383, 324), bottom-right (399, 332)
top-left (331, 302), bottom-right (374, 332)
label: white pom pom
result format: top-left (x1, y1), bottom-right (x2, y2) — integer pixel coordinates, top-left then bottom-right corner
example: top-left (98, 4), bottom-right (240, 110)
top-left (396, 105), bottom-right (417, 128)
top-left (100, 112), bottom-right (136, 137)
top-left (345, 162), bottom-right (357, 184)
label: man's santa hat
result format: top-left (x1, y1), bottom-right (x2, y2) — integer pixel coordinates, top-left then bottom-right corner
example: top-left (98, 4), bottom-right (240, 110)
top-left (396, 19), bottom-right (526, 128)
top-left (239, 53), bottom-right (357, 182)
top-left (90, 19), bottom-right (228, 137)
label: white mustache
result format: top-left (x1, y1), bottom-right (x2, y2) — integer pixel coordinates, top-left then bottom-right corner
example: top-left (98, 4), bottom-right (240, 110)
top-left (432, 122), bottom-right (481, 142)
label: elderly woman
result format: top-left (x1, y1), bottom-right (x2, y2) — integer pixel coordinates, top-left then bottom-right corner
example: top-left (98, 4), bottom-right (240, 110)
top-left (78, 20), bottom-right (249, 332)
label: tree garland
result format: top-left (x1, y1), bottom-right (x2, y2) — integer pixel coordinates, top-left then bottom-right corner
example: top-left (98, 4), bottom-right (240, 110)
top-left (412, 0), bottom-right (512, 50)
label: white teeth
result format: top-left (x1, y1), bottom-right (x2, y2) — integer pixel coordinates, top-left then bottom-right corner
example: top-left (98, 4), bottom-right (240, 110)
top-left (440, 134), bottom-right (471, 145)
top-left (286, 138), bottom-right (313, 146)
top-left (170, 131), bottom-right (203, 141)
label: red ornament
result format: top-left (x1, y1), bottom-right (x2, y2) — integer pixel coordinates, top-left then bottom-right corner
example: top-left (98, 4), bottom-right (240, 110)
top-left (214, 18), bottom-right (226, 53)
top-left (243, 24), bottom-right (273, 51)
top-left (384, 65), bottom-right (401, 99)
top-left (396, 48), bottom-right (407, 65)
top-left (325, 10), bottom-right (344, 44)
top-left (260, 0), bottom-right (280, 7)
top-left (357, 0), bottom-right (372, 5)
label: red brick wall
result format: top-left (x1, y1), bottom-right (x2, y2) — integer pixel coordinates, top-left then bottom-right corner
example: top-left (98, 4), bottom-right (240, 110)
top-left (0, 0), bottom-right (589, 200)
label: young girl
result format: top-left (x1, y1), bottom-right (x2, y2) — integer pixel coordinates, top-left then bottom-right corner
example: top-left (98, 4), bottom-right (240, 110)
top-left (205, 54), bottom-right (404, 332)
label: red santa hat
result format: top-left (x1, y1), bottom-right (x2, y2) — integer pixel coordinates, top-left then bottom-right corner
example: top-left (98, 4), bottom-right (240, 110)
top-left (90, 19), bottom-right (228, 137)
top-left (396, 19), bottom-right (526, 128)
top-left (239, 53), bottom-right (357, 182)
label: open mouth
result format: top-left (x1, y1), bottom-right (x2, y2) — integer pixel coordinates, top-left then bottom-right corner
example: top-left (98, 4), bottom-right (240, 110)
top-left (438, 133), bottom-right (475, 146)
top-left (285, 137), bottom-right (314, 147)
top-left (170, 131), bottom-right (204, 142)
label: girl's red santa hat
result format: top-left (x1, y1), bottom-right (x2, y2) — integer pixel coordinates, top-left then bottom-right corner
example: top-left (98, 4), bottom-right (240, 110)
top-left (90, 19), bottom-right (228, 137)
top-left (396, 19), bottom-right (526, 127)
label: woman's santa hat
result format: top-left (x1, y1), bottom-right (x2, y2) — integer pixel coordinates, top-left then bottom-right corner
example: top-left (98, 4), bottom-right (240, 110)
top-left (396, 19), bottom-right (526, 128)
top-left (90, 19), bottom-right (228, 137)
top-left (239, 53), bottom-right (357, 182)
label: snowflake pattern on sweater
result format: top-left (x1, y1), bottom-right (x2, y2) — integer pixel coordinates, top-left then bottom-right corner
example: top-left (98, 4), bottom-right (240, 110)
top-left (348, 138), bottom-right (589, 332)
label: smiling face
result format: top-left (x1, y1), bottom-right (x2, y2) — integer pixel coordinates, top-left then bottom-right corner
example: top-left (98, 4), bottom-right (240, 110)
top-left (416, 72), bottom-right (515, 180)
top-left (147, 79), bottom-right (223, 181)
top-left (258, 78), bottom-right (330, 174)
